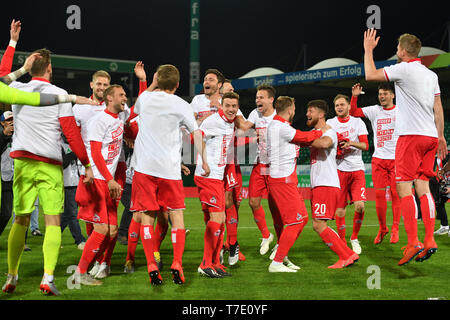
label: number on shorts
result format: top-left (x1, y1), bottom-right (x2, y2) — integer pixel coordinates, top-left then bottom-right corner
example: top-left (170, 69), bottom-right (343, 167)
top-left (314, 203), bottom-right (326, 216)
top-left (361, 187), bottom-right (366, 199)
top-left (227, 173), bottom-right (236, 186)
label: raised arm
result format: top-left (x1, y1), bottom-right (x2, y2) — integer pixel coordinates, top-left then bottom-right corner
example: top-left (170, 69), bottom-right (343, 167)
top-left (364, 28), bottom-right (387, 82)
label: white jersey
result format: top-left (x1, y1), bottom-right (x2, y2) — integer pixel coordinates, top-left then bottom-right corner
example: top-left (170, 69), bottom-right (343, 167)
top-left (326, 116), bottom-right (368, 172)
top-left (9, 79), bottom-right (73, 162)
top-left (190, 94), bottom-right (220, 118)
top-left (310, 128), bottom-right (340, 188)
top-left (73, 102), bottom-right (129, 175)
top-left (87, 110), bottom-right (125, 181)
top-left (247, 108), bottom-right (277, 164)
top-left (362, 105), bottom-right (398, 160)
top-left (383, 59), bottom-right (440, 138)
top-left (133, 91), bottom-right (198, 180)
top-left (267, 116), bottom-right (299, 179)
top-left (194, 111), bottom-right (235, 180)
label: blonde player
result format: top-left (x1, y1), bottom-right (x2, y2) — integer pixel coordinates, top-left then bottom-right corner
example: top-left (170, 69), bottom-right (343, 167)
top-left (2, 49), bottom-right (93, 295)
top-left (364, 29), bottom-right (447, 265)
top-left (327, 94), bottom-right (369, 255)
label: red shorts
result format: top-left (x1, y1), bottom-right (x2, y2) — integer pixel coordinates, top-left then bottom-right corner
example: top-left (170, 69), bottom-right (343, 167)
top-left (248, 163), bottom-right (269, 198)
top-left (224, 164), bottom-right (242, 203)
top-left (372, 157), bottom-right (396, 189)
top-left (76, 177), bottom-right (118, 225)
top-left (194, 176), bottom-right (225, 213)
top-left (337, 170), bottom-right (367, 208)
top-left (395, 135), bottom-right (438, 182)
top-left (310, 186), bottom-right (339, 220)
top-left (130, 171), bottom-right (185, 212)
top-left (268, 171), bottom-right (308, 226)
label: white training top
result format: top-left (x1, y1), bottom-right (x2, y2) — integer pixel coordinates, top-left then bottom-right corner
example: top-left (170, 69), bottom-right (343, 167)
top-left (133, 91), bottom-right (198, 180)
top-left (309, 128), bottom-right (340, 188)
top-left (326, 116), bottom-right (368, 172)
top-left (190, 94), bottom-right (220, 118)
top-left (362, 105), bottom-right (398, 160)
top-left (195, 111), bottom-right (235, 180)
top-left (73, 102), bottom-right (129, 175)
top-left (247, 108), bottom-right (277, 164)
top-left (383, 59), bottom-right (440, 138)
top-left (10, 79), bottom-right (73, 162)
top-left (267, 116), bottom-right (299, 179)
top-left (87, 110), bottom-right (126, 180)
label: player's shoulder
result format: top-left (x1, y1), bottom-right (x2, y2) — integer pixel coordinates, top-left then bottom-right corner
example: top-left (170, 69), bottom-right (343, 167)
top-left (326, 117), bottom-right (337, 125)
top-left (190, 94), bottom-right (206, 104)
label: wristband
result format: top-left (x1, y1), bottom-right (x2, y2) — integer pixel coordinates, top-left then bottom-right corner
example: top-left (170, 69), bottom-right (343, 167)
top-left (57, 94), bottom-right (77, 104)
top-left (8, 66), bottom-right (26, 82)
top-left (8, 40), bottom-right (17, 48)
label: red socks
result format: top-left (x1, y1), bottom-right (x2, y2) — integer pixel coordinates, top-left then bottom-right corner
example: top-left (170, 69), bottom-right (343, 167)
top-left (375, 189), bottom-right (388, 230)
top-left (225, 205), bottom-right (238, 245)
top-left (201, 221), bottom-right (221, 267)
top-left (273, 219), bottom-right (307, 263)
top-left (351, 211), bottom-right (365, 240)
top-left (335, 215), bottom-right (346, 240)
top-left (154, 219), bottom-right (169, 253)
top-left (171, 228), bottom-right (186, 266)
top-left (99, 235), bottom-right (117, 265)
top-left (212, 224), bottom-right (225, 265)
top-left (401, 194), bottom-right (419, 245)
top-left (126, 218), bottom-right (141, 261)
top-left (419, 193), bottom-right (436, 243)
top-left (140, 224), bottom-right (157, 272)
top-left (77, 231), bottom-right (106, 274)
top-left (252, 206), bottom-right (270, 239)
top-left (319, 227), bottom-right (352, 260)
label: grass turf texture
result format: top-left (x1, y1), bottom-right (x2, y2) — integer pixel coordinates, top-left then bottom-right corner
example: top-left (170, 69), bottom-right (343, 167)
top-left (0, 199), bottom-right (449, 300)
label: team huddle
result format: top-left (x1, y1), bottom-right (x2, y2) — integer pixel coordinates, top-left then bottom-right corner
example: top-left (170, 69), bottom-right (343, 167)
top-left (0, 24), bottom-right (447, 295)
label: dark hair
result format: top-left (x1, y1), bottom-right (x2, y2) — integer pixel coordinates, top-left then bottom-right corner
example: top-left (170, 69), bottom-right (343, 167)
top-left (222, 91), bottom-right (239, 103)
top-left (257, 84), bottom-right (276, 98)
top-left (30, 48), bottom-right (52, 77)
top-left (378, 83), bottom-right (394, 94)
top-left (307, 99), bottom-right (328, 115)
top-left (204, 69), bottom-right (225, 84)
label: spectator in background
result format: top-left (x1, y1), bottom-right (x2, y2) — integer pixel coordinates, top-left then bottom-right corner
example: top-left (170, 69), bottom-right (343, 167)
top-left (0, 111), bottom-right (14, 236)
top-left (61, 135), bottom-right (86, 249)
top-left (433, 151), bottom-right (450, 236)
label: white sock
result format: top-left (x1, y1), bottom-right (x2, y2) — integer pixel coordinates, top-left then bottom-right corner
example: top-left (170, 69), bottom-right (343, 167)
top-left (44, 273), bottom-right (54, 282)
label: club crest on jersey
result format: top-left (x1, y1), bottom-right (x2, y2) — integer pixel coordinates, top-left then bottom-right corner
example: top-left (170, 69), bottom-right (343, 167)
top-left (93, 214), bottom-right (100, 223)
top-left (296, 213), bottom-right (303, 221)
top-left (210, 196), bottom-right (217, 204)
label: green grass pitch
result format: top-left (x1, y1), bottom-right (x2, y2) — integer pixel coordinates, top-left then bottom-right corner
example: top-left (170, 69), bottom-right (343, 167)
top-left (0, 199), bottom-right (449, 300)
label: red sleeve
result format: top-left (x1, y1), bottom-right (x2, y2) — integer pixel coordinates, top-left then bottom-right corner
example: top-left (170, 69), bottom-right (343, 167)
top-left (350, 96), bottom-right (365, 118)
top-left (358, 135), bottom-right (369, 151)
top-left (59, 116), bottom-right (90, 166)
top-left (124, 120), bottom-right (139, 140)
top-left (138, 80), bottom-right (147, 96)
top-left (290, 130), bottom-right (323, 147)
top-left (114, 161), bottom-right (127, 190)
top-left (0, 46), bottom-right (15, 77)
top-left (90, 141), bottom-right (113, 181)
top-left (234, 136), bottom-right (256, 146)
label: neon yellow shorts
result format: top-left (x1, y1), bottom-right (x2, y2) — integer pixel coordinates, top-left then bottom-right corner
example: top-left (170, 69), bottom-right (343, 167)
top-left (13, 158), bottom-right (64, 215)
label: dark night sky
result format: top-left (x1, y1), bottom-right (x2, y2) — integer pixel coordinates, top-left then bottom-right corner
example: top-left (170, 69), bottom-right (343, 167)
top-left (0, 0), bottom-right (449, 96)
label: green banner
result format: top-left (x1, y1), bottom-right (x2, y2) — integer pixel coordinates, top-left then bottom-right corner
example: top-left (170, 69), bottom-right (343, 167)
top-left (0, 50), bottom-right (137, 73)
top-left (189, 0), bottom-right (200, 96)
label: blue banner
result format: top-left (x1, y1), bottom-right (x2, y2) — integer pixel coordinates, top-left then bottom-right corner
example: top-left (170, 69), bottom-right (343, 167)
top-left (195, 60), bottom-right (397, 94)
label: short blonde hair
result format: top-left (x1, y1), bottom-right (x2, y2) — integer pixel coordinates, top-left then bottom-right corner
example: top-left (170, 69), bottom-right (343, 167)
top-left (157, 64), bottom-right (180, 91)
top-left (333, 94), bottom-right (350, 105)
top-left (398, 33), bottom-right (421, 58)
top-left (92, 70), bottom-right (111, 82)
top-left (274, 96), bottom-right (295, 113)
top-left (103, 84), bottom-right (123, 105)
